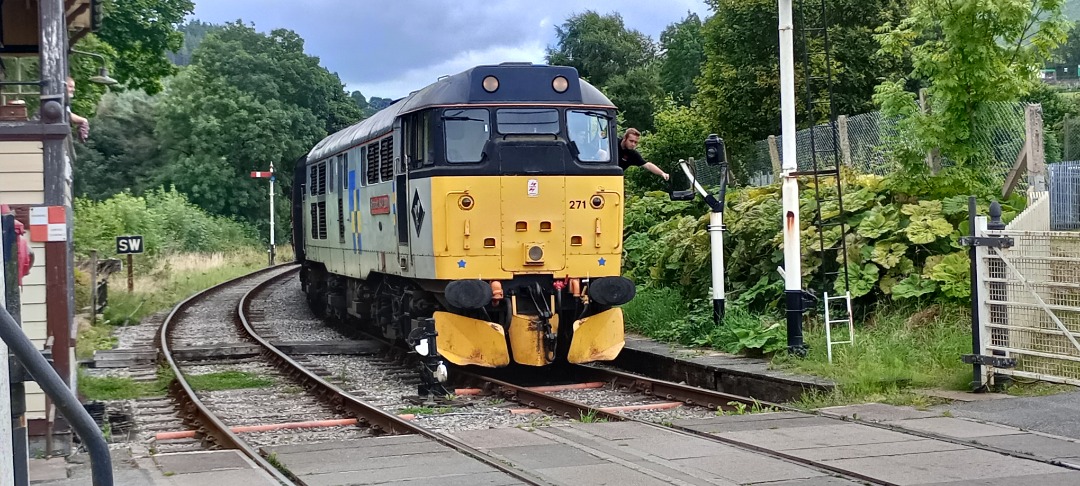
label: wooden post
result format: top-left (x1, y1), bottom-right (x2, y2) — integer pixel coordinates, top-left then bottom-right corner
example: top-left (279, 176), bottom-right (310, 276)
top-left (838, 115), bottom-right (852, 168)
top-left (1002, 141), bottom-right (1028, 198)
top-left (1065, 115), bottom-right (1072, 161)
top-left (89, 250), bottom-right (97, 326)
top-left (126, 254), bottom-right (133, 293)
top-left (1026, 103), bottom-right (1047, 193)
top-left (919, 89), bottom-right (941, 174)
top-left (768, 135), bottom-right (781, 177)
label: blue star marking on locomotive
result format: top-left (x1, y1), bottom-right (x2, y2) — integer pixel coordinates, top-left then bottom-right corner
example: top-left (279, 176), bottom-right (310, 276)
top-left (458, 259), bottom-right (467, 268)
top-left (598, 257), bottom-right (606, 266)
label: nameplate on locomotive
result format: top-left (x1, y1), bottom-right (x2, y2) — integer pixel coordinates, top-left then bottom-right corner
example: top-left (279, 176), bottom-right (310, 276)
top-left (370, 195), bottom-right (391, 215)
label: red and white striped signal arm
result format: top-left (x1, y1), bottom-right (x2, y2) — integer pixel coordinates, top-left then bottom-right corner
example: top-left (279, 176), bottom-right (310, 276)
top-left (250, 171), bottom-right (274, 178)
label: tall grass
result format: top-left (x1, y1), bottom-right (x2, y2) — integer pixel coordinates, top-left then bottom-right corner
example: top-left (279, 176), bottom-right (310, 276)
top-left (625, 286), bottom-right (974, 406)
top-left (99, 247), bottom-right (285, 326)
top-left (76, 247), bottom-right (293, 363)
top-left (773, 304), bottom-right (972, 395)
top-left (623, 287), bottom-right (786, 354)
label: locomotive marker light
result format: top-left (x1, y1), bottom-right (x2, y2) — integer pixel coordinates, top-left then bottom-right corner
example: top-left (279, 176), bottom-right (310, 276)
top-left (251, 162), bottom-right (276, 265)
top-left (674, 135), bottom-right (729, 326)
top-left (779, 0), bottom-right (807, 355)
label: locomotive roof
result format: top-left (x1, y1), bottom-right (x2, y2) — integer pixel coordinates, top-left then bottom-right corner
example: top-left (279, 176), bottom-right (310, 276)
top-left (306, 63), bottom-right (615, 163)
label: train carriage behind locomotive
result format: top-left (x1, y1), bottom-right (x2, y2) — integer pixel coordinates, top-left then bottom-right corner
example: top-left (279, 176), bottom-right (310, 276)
top-left (293, 63), bottom-right (636, 370)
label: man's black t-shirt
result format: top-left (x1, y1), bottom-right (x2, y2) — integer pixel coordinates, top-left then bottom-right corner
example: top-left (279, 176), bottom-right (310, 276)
top-left (617, 138), bottom-right (646, 171)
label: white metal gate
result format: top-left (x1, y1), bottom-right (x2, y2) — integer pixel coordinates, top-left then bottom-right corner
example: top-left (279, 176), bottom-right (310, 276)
top-left (972, 195), bottom-right (1080, 387)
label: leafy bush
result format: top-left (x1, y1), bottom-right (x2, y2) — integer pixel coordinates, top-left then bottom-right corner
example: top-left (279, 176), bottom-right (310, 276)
top-left (74, 187), bottom-right (259, 266)
top-left (623, 168), bottom-right (1027, 310)
top-left (623, 287), bottom-right (786, 355)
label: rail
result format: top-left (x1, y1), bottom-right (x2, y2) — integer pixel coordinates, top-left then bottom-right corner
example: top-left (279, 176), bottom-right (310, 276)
top-left (454, 365), bottom-right (897, 486)
top-left (157, 264), bottom-right (296, 485)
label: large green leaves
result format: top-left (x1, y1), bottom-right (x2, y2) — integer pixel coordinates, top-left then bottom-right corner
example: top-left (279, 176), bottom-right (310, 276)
top-left (857, 205), bottom-right (900, 238)
top-left (891, 275), bottom-right (939, 299)
top-left (929, 252), bottom-right (971, 300)
top-left (838, 262), bottom-right (880, 298)
top-left (902, 201), bottom-right (954, 244)
top-left (871, 240), bottom-right (908, 269)
top-left (621, 151), bottom-right (1025, 308)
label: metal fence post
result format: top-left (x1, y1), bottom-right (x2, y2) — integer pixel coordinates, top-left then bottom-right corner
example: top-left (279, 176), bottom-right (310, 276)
top-left (966, 197), bottom-right (984, 390)
top-left (986, 202), bottom-right (1010, 390)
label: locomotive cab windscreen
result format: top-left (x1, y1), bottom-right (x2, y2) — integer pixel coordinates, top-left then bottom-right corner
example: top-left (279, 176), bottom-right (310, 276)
top-left (439, 106), bottom-right (617, 171)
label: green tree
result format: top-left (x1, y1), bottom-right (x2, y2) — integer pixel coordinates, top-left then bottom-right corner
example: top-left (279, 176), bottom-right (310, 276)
top-left (155, 70), bottom-right (323, 231)
top-left (74, 90), bottom-right (166, 199)
top-left (545, 11), bottom-right (657, 88)
top-left (96, 0), bottom-right (194, 94)
top-left (169, 20), bottom-right (223, 67)
top-left (65, 36), bottom-right (119, 118)
top-left (604, 64), bottom-right (664, 132)
top-left (155, 23), bottom-right (359, 237)
top-left (696, 0), bottom-right (909, 154)
top-left (191, 23), bottom-right (362, 134)
top-left (632, 99), bottom-right (713, 192)
top-left (875, 0), bottom-right (1067, 165)
top-left (659, 12), bottom-right (706, 106)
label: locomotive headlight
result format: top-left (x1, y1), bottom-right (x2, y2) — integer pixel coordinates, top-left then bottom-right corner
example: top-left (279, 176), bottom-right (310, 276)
top-left (590, 195), bottom-right (605, 209)
top-left (552, 76), bottom-right (569, 93)
top-left (482, 75), bottom-right (499, 92)
top-left (459, 195), bottom-right (475, 210)
top-left (525, 244), bottom-right (544, 265)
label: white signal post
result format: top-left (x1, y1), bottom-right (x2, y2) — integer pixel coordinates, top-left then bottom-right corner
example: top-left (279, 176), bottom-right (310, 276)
top-left (779, 0), bottom-right (806, 354)
top-left (251, 163), bottom-right (276, 265)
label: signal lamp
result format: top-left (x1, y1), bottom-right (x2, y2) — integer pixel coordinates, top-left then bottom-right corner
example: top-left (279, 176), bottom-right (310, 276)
top-left (705, 134), bottom-right (726, 166)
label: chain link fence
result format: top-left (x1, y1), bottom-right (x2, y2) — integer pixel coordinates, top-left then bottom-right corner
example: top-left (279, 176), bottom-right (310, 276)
top-left (1061, 116), bottom-right (1080, 162)
top-left (740, 101), bottom-right (1032, 188)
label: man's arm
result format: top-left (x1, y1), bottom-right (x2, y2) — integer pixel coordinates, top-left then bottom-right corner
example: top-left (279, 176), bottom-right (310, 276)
top-left (642, 162), bottom-right (669, 181)
top-left (70, 112), bottom-right (88, 126)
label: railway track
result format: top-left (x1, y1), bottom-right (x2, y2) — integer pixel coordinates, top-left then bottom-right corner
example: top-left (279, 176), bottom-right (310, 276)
top-left (451, 366), bottom-right (903, 485)
top-left (156, 265), bottom-right (548, 485)
top-left (134, 268), bottom-right (1080, 485)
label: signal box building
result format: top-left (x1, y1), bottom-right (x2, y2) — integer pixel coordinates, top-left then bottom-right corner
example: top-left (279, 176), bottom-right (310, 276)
top-left (0, 0), bottom-right (101, 448)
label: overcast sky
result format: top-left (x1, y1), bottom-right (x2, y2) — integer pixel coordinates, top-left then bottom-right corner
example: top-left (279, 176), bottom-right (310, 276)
top-left (190, 1), bottom-right (713, 100)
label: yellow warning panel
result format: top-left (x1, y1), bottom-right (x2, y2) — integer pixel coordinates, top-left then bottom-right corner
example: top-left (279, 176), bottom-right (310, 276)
top-left (568, 308), bottom-right (625, 364)
top-left (433, 311), bottom-right (510, 367)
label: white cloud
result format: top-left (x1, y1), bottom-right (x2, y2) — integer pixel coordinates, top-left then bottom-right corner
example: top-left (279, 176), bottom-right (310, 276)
top-left (346, 41), bottom-right (547, 100)
top-left (190, 1), bottom-right (714, 99)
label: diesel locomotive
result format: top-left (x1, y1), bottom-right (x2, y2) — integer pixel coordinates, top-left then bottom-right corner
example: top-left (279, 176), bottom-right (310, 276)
top-left (292, 63), bottom-right (635, 375)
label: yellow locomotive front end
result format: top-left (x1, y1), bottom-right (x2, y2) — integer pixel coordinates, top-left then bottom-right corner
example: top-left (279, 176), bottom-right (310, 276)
top-left (431, 173), bottom-right (628, 367)
top-left (419, 65), bottom-right (634, 368)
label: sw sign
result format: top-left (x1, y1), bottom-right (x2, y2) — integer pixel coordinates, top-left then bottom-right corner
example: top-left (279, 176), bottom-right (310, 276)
top-left (116, 235), bottom-right (145, 255)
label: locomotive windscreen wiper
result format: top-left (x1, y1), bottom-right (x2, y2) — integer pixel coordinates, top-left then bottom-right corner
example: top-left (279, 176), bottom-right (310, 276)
top-left (577, 110), bottom-right (611, 119)
top-left (441, 115), bottom-right (486, 122)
